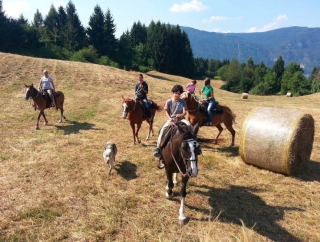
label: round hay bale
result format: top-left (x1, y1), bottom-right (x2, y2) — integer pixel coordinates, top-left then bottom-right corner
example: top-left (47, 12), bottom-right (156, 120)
top-left (239, 107), bottom-right (314, 175)
top-left (242, 93), bottom-right (248, 99)
top-left (286, 92), bottom-right (293, 97)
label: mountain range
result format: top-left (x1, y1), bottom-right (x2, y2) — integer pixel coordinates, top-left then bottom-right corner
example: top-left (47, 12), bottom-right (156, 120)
top-left (180, 26), bottom-right (320, 76)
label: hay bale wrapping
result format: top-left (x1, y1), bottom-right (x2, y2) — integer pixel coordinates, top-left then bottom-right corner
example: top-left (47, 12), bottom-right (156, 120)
top-left (287, 92), bottom-right (293, 97)
top-left (240, 107), bottom-right (314, 175)
top-left (242, 93), bottom-right (248, 99)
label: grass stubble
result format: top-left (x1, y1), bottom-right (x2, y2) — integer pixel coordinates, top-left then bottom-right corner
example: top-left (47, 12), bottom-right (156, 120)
top-left (0, 52), bottom-right (320, 241)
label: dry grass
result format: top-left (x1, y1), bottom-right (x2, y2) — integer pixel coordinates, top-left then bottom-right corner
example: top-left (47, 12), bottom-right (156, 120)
top-left (0, 52), bottom-right (320, 241)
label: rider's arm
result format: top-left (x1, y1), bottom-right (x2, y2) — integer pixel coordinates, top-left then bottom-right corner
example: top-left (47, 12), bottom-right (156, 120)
top-left (175, 107), bottom-right (186, 118)
top-left (38, 79), bottom-right (42, 90)
top-left (51, 79), bottom-right (55, 91)
top-left (165, 109), bottom-right (171, 119)
top-left (207, 90), bottom-right (214, 101)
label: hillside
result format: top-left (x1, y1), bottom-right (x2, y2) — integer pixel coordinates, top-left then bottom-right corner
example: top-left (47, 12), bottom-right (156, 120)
top-left (181, 26), bottom-right (320, 75)
top-left (1, 52), bottom-right (320, 241)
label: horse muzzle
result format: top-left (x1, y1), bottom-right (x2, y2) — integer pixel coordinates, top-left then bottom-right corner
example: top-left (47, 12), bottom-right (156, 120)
top-left (122, 111), bottom-right (127, 119)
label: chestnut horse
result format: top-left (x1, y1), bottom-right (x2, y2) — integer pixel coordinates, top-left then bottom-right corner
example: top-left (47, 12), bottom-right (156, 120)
top-left (181, 92), bottom-right (236, 146)
top-left (121, 97), bottom-right (161, 144)
top-left (25, 84), bottom-right (66, 130)
top-left (161, 121), bottom-right (201, 225)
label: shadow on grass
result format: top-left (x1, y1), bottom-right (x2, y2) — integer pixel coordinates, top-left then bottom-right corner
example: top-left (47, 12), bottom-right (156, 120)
top-left (55, 120), bottom-right (102, 134)
top-left (190, 185), bottom-right (304, 242)
top-left (146, 73), bottom-right (175, 82)
top-left (115, 160), bottom-right (137, 180)
top-left (293, 159), bottom-right (320, 182)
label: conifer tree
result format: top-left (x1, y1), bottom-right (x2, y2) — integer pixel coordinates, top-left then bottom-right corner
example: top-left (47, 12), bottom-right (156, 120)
top-left (87, 5), bottom-right (106, 55)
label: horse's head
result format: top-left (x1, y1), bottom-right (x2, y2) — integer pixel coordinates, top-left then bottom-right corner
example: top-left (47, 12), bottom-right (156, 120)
top-left (176, 122), bottom-right (201, 177)
top-left (121, 96), bottom-right (135, 119)
top-left (25, 84), bottom-right (36, 100)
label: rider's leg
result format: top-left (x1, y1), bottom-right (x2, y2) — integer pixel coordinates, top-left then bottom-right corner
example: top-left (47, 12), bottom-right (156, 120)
top-left (143, 99), bottom-right (151, 120)
top-left (207, 100), bottom-right (214, 125)
top-left (47, 89), bottom-right (56, 106)
top-left (153, 120), bottom-right (170, 158)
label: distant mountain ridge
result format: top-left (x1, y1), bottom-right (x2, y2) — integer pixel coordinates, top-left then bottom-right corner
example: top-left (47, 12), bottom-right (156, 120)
top-left (180, 26), bottom-right (320, 75)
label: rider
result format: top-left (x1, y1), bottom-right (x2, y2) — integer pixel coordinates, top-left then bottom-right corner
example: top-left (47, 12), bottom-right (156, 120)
top-left (135, 74), bottom-right (152, 121)
top-left (38, 70), bottom-right (56, 107)
top-left (186, 80), bottom-right (197, 94)
top-left (200, 77), bottom-right (215, 126)
top-left (153, 84), bottom-right (193, 159)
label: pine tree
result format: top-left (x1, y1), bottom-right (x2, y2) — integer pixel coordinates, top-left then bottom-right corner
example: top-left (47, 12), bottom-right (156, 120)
top-left (130, 21), bottom-right (147, 46)
top-left (104, 8), bottom-right (117, 59)
top-left (65, 1), bottom-right (86, 51)
top-left (43, 5), bottom-right (59, 44)
top-left (87, 5), bottom-right (105, 55)
top-left (32, 9), bottom-right (43, 28)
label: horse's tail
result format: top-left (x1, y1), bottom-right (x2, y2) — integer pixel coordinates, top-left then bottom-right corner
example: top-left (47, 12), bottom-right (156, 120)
top-left (150, 100), bottom-right (163, 112)
top-left (223, 105), bottom-right (236, 124)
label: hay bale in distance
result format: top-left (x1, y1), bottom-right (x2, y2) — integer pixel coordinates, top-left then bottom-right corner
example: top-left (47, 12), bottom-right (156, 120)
top-left (239, 107), bottom-right (314, 175)
top-left (287, 92), bottom-right (293, 97)
top-left (242, 93), bottom-right (248, 99)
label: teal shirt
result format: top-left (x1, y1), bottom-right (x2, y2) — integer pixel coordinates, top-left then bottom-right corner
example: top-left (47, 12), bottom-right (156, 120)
top-left (202, 86), bottom-right (214, 98)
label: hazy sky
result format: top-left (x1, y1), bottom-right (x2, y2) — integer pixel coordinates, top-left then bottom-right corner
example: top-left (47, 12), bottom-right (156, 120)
top-left (3, 0), bottom-right (320, 37)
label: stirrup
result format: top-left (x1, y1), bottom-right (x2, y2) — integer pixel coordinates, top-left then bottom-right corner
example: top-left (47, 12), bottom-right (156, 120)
top-left (157, 159), bottom-right (165, 169)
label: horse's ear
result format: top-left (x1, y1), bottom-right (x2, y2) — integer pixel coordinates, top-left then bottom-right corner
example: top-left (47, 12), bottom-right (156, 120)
top-left (24, 84), bottom-right (28, 87)
top-left (122, 95), bottom-right (125, 100)
top-left (193, 123), bottom-right (199, 137)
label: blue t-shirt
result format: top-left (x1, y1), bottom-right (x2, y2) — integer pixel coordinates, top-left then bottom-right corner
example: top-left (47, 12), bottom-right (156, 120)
top-left (135, 81), bottom-right (148, 99)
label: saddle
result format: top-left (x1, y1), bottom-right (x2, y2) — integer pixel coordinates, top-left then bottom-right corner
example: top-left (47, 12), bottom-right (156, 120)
top-left (199, 100), bottom-right (223, 126)
top-left (136, 98), bottom-right (153, 119)
top-left (159, 121), bottom-right (189, 149)
top-left (41, 89), bottom-right (58, 108)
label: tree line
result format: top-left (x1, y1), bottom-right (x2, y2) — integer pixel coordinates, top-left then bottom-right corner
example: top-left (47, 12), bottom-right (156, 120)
top-left (0, 0), bottom-right (319, 96)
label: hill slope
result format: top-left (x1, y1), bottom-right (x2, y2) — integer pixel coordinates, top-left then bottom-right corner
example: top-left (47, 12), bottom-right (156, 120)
top-left (1, 52), bottom-right (320, 241)
top-left (181, 26), bottom-right (320, 75)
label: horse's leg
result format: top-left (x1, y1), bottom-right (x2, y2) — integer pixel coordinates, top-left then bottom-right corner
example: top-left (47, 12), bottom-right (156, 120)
top-left (179, 176), bottom-right (190, 225)
top-left (130, 122), bottom-right (136, 144)
top-left (173, 173), bottom-right (178, 184)
top-left (166, 171), bottom-right (174, 200)
top-left (135, 122), bottom-right (141, 143)
top-left (145, 120), bottom-right (152, 140)
top-left (225, 123), bottom-right (236, 147)
top-left (214, 123), bottom-right (224, 144)
top-left (58, 105), bottom-right (64, 123)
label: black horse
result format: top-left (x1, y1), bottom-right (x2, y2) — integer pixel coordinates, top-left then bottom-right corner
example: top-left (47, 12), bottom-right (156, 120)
top-left (160, 121), bottom-right (201, 225)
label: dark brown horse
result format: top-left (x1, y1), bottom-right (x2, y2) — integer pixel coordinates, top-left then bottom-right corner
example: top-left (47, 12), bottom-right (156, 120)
top-left (121, 97), bottom-right (161, 144)
top-left (25, 84), bottom-right (66, 130)
top-left (181, 92), bottom-right (236, 146)
top-left (161, 121), bottom-right (201, 225)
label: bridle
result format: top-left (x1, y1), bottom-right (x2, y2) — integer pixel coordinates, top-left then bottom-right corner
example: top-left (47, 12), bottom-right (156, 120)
top-left (182, 92), bottom-right (201, 113)
top-left (26, 86), bottom-right (39, 100)
top-left (168, 123), bottom-right (200, 178)
top-left (122, 98), bottom-right (137, 117)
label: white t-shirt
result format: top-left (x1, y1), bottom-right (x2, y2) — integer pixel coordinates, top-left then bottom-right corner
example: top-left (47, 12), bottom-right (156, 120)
top-left (40, 76), bottom-right (53, 89)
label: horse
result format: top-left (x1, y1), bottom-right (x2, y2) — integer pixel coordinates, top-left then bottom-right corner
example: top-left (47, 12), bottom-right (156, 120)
top-left (25, 84), bottom-right (66, 130)
top-left (181, 92), bottom-right (236, 146)
top-left (121, 97), bottom-right (162, 144)
top-left (160, 121), bottom-right (201, 225)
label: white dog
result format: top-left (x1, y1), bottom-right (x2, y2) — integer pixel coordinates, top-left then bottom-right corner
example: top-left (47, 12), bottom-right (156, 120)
top-left (102, 142), bottom-right (118, 175)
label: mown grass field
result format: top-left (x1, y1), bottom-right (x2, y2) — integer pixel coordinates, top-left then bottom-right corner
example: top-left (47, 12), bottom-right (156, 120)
top-left (0, 52), bottom-right (319, 242)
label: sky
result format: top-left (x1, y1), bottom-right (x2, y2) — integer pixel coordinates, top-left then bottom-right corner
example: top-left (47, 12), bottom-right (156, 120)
top-left (3, 0), bottom-right (320, 38)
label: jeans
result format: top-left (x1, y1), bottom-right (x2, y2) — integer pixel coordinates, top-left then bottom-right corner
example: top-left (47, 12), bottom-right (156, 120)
top-left (207, 99), bottom-right (216, 123)
top-left (142, 98), bottom-right (151, 117)
top-left (156, 119), bottom-right (192, 147)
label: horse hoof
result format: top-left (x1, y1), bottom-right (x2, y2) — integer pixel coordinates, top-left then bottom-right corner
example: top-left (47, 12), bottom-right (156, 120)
top-left (178, 218), bottom-right (188, 226)
top-left (166, 193), bottom-right (174, 200)
top-left (35, 126), bottom-right (39, 130)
